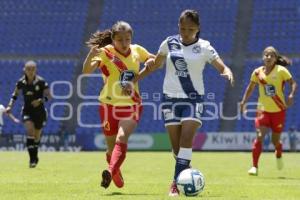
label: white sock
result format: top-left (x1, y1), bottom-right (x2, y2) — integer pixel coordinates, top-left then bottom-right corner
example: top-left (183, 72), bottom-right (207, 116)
top-left (177, 147), bottom-right (192, 160)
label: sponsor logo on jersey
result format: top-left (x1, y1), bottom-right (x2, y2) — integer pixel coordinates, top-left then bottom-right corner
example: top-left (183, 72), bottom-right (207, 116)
top-left (192, 45), bottom-right (201, 54)
top-left (264, 84), bottom-right (276, 96)
top-left (174, 59), bottom-right (187, 71)
top-left (174, 59), bottom-right (188, 77)
top-left (175, 71), bottom-right (188, 77)
top-left (119, 70), bottom-right (135, 88)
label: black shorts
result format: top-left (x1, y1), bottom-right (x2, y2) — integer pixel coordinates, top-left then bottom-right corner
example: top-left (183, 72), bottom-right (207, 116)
top-left (22, 108), bottom-right (48, 129)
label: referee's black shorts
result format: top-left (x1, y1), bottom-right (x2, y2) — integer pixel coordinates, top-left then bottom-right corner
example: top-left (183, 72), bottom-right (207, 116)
top-left (22, 108), bottom-right (48, 129)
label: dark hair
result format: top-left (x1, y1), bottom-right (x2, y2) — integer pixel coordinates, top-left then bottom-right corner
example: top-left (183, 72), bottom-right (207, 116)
top-left (86, 21), bottom-right (133, 48)
top-left (263, 46), bottom-right (291, 67)
top-left (276, 55), bottom-right (291, 67)
top-left (86, 29), bottom-right (112, 48)
top-left (179, 9), bottom-right (200, 37)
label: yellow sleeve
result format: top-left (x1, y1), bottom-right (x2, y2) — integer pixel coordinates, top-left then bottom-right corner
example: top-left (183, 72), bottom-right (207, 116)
top-left (136, 45), bottom-right (151, 63)
top-left (280, 67), bottom-right (292, 81)
top-left (91, 51), bottom-right (104, 62)
top-left (250, 69), bottom-right (258, 83)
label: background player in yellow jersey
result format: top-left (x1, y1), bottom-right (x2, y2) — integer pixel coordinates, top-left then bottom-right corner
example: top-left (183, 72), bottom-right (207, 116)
top-left (240, 46), bottom-right (297, 176)
top-left (82, 21), bottom-right (154, 189)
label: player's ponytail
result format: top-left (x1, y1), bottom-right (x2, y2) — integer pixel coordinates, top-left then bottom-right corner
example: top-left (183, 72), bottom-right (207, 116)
top-left (86, 29), bottom-right (112, 48)
top-left (276, 55), bottom-right (291, 67)
top-left (86, 21), bottom-right (133, 49)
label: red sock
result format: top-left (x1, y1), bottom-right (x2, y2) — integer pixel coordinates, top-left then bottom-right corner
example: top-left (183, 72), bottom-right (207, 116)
top-left (109, 142), bottom-right (127, 176)
top-left (275, 142), bottom-right (282, 158)
top-left (252, 139), bottom-right (262, 168)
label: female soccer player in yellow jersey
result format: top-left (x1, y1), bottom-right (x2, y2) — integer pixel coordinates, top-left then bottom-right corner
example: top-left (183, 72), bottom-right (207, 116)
top-left (240, 46), bottom-right (297, 176)
top-left (82, 21), bottom-right (154, 189)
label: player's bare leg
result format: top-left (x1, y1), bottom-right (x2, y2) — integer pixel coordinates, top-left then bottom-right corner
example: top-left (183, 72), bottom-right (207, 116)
top-left (166, 125), bottom-right (181, 156)
top-left (166, 124), bottom-right (182, 196)
top-left (169, 120), bottom-right (200, 196)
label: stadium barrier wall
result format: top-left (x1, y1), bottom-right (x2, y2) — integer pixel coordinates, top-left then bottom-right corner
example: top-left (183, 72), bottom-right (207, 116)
top-left (0, 132), bottom-right (299, 151)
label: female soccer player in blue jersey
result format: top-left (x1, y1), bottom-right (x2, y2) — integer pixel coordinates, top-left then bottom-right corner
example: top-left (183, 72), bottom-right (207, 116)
top-left (138, 9), bottom-right (234, 196)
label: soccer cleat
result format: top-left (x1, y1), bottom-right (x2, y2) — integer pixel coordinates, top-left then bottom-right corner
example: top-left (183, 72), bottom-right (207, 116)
top-left (29, 162), bottom-right (37, 168)
top-left (112, 170), bottom-right (124, 188)
top-left (248, 166), bottom-right (258, 176)
top-left (101, 170), bottom-right (112, 189)
top-left (168, 181), bottom-right (179, 197)
top-left (29, 158), bottom-right (39, 168)
top-left (276, 157), bottom-right (284, 170)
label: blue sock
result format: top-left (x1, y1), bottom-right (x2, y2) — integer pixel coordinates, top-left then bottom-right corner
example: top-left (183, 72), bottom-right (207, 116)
top-left (174, 157), bottom-right (191, 181)
top-left (173, 147), bottom-right (192, 181)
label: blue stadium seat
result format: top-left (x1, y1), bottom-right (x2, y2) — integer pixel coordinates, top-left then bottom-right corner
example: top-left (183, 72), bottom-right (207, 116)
top-left (0, 0), bottom-right (88, 55)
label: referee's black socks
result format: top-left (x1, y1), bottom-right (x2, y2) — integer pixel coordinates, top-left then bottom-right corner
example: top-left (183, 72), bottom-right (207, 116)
top-left (34, 140), bottom-right (40, 160)
top-left (26, 137), bottom-right (35, 163)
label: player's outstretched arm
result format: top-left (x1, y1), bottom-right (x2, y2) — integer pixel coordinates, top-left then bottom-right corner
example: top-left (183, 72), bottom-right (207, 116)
top-left (6, 86), bottom-right (19, 113)
top-left (211, 58), bottom-right (234, 86)
top-left (6, 112), bottom-right (20, 123)
top-left (5, 86), bottom-right (21, 123)
top-left (135, 53), bottom-right (166, 83)
top-left (82, 46), bottom-right (101, 74)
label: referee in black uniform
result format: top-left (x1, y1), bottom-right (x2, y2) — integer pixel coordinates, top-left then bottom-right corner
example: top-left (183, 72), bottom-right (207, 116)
top-left (6, 60), bottom-right (51, 168)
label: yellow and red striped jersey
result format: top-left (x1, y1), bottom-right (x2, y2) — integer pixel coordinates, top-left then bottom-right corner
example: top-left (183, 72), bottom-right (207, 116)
top-left (92, 44), bottom-right (150, 106)
top-left (250, 65), bottom-right (292, 112)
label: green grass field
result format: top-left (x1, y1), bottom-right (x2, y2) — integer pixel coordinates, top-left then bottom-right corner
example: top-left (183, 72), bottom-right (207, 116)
top-left (0, 152), bottom-right (299, 200)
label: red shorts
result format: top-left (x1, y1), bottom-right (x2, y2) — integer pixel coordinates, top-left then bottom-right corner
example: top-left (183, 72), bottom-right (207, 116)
top-left (255, 110), bottom-right (285, 133)
top-left (99, 104), bottom-right (143, 136)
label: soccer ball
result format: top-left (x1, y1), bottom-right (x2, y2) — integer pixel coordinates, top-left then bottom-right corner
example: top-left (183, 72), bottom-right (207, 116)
top-left (176, 168), bottom-right (205, 196)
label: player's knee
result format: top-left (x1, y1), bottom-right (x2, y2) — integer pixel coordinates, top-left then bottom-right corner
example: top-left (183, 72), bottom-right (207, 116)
top-left (181, 130), bottom-right (194, 140)
top-left (27, 133), bottom-right (35, 138)
top-left (179, 134), bottom-right (193, 148)
top-left (271, 138), bottom-right (280, 146)
top-left (116, 134), bottom-right (128, 143)
top-left (255, 130), bottom-right (264, 142)
top-left (26, 129), bottom-right (35, 137)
